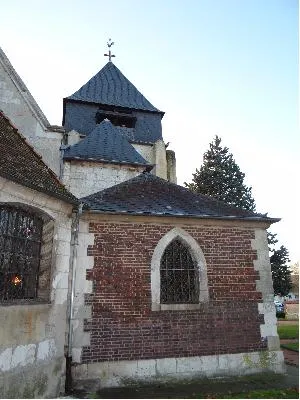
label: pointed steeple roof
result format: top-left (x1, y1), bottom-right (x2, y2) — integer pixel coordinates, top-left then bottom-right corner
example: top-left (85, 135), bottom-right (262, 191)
top-left (63, 120), bottom-right (150, 166)
top-left (66, 62), bottom-right (161, 113)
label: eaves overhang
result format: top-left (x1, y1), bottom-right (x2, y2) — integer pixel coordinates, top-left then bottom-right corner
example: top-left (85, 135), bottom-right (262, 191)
top-left (63, 156), bottom-right (154, 170)
top-left (81, 207), bottom-right (280, 224)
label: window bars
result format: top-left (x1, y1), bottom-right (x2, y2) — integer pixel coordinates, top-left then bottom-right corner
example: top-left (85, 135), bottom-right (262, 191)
top-left (0, 205), bottom-right (43, 301)
top-left (160, 239), bottom-right (199, 303)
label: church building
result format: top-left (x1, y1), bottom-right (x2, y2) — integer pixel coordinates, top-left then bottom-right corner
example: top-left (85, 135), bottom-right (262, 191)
top-left (0, 44), bottom-right (284, 397)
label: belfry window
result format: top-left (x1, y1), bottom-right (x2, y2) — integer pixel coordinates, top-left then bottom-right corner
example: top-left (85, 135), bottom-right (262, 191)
top-left (160, 239), bottom-right (199, 304)
top-left (0, 205), bottom-right (43, 301)
top-left (95, 110), bottom-right (136, 128)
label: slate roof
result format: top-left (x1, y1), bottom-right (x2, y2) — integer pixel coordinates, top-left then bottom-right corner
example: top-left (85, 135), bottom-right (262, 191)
top-left (0, 111), bottom-right (78, 205)
top-left (63, 119), bottom-right (150, 166)
top-left (81, 173), bottom-right (279, 223)
top-left (66, 62), bottom-right (161, 113)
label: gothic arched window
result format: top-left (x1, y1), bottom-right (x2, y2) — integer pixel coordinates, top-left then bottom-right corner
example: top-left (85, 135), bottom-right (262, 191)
top-left (160, 239), bottom-right (199, 304)
top-left (151, 228), bottom-right (209, 311)
top-left (0, 204), bottom-right (50, 302)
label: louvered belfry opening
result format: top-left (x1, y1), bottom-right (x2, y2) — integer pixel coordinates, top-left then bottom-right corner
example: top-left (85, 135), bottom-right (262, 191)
top-left (0, 205), bottom-right (43, 301)
top-left (95, 109), bottom-right (136, 128)
top-left (160, 239), bottom-right (199, 303)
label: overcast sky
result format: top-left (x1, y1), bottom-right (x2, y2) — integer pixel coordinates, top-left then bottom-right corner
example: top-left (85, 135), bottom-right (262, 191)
top-left (1, 0), bottom-right (299, 263)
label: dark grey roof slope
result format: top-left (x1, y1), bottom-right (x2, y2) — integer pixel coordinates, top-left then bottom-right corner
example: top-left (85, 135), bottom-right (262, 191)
top-left (81, 173), bottom-right (279, 223)
top-left (63, 120), bottom-right (150, 166)
top-left (66, 62), bottom-right (161, 113)
top-left (0, 112), bottom-right (78, 205)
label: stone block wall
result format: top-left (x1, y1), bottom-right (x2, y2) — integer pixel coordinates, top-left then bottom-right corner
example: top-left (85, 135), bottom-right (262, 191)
top-left (0, 57), bottom-right (46, 140)
top-left (0, 50), bottom-right (62, 176)
top-left (72, 216), bottom-right (284, 388)
top-left (70, 220), bottom-right (94, 364)
top-left (166, 149), bottom-right (177, 183)
top-left (28, 131), bottom-right (62, 177)
top-left (0, 177), bottom-right (73, 398)
top-left (132, 143), bottom-right (154, 165)
top-left (62, 161), bottom-right (144, 198)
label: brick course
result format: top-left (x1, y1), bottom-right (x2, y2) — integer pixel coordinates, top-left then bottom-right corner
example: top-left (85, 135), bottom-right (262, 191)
top-left (82, 222), bottom-right (266, 363)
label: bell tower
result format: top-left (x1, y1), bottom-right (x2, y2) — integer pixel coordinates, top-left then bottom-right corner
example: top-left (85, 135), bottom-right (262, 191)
top-left (61, 40), bottom-right (176, 198)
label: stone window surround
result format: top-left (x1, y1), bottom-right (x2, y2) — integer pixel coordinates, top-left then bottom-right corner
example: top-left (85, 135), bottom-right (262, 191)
top-left (0, 202), bottom-right (54, 305)
top-left (151, 227), bottom-right (209, 311)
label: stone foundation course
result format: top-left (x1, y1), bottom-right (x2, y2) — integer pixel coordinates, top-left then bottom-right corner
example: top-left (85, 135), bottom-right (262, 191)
top-left (72, 351), bottom-right (285, 390)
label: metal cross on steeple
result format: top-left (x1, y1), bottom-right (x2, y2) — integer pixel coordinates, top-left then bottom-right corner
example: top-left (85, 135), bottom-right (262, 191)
top-left (104, 39), bottom-right (116, 62)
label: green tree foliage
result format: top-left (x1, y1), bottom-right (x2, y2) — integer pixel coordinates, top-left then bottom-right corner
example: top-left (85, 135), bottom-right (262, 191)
top-left (268, 233), bottom-right (292, 296)
top-left (185, 136), bottom-right (256, 211)
top-left (267, 232), bottom-right (278, 251)
top-left (185, 136), bottom-right (292, 297)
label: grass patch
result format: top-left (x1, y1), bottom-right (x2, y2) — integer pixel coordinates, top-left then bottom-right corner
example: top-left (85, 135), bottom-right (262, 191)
top-left (281, 342), bottom-right (299, 352)
top-left (277, 325), bottom-right (299, 339)
top-left (215, 387), bottom-right (299, 398)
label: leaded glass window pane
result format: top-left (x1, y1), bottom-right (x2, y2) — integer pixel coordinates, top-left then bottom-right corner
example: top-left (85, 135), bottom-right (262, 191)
top-left (0, 205), bottom-right (43, 301)
top-left (160, 239), bottom-right (199, 303)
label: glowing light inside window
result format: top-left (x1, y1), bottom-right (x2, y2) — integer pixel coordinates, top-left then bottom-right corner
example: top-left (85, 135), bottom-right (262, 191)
top-left (12, 275), bottom-right (22, 285)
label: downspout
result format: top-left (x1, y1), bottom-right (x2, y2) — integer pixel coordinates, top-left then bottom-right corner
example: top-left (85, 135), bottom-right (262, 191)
top-left (59, 143), bottom-right (69, 181)
top-left (65, 202), bottom-right (83, 394)
top-left (59, 129), bottom-right (69, 181)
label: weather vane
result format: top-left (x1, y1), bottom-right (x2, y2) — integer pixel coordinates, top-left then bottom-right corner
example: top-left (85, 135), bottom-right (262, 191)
top-left (104, 39), bottom-right (115, 62)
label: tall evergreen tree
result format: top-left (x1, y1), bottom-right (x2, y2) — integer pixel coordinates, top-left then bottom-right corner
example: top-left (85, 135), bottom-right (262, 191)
top-left (185, 135), bottom-right (291, 297)
top-left (269, 242), bottom-right (292, 297)
top-left (185, 136), bottom-right (256, 211)
top-left (268, 232), bottom-right (292, 296)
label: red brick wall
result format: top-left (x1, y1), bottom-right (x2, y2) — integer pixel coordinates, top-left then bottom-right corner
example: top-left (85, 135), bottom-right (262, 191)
top-left (82, 222), bottom-right (266, 363)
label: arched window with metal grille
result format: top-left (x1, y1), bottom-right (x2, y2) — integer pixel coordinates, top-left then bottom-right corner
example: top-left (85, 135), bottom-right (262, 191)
top-left (0, 204), bottom-right (53, 302)
top-left (151, 227), bottom-right (209, 311)
top-left (160, 239), bottom-right (199, 304)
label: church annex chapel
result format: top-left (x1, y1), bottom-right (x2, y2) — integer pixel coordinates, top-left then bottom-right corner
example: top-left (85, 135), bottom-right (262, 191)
top-left (0, 44), bottom-right (284, 397)
top-left (72, 173), bottom-right (283, 388)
